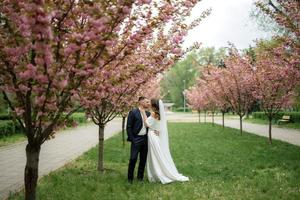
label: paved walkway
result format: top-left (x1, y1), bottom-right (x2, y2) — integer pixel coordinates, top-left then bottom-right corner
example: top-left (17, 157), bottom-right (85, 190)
top-left (0, 119), bottom-right (122, 200)
top-left (167, 112), bottom-right (300, 147)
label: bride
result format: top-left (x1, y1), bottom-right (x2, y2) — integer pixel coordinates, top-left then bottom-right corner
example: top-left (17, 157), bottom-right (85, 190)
top-left (140, 99), bottom-right (189, 184)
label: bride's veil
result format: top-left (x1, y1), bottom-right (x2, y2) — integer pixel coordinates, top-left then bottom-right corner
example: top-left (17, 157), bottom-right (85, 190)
top-left (159, 100), bottom-right (178, 171)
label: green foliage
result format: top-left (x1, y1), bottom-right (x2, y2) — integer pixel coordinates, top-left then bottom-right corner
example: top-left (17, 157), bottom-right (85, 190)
top-left (161, 48), bottom-right (227, 107)
top-left (172, 107), bottom-right (192, 112)
top-left (0, 93), bottom-right (8, 113)
top-left (196, 47), bottom-right (227, 66)
top-left (0, 113), bottom-right (12, 120)
top-left (65, 113), bottom-right (88, 127)
top-left (9, 123), bottom-right (300, 200)
top-left (0, 113), bottom-right (87, 138)
top-left (0, 134), bottom-right (26, 147)
top-left (252, 112), bottom-right (300, 123)
top-left (294, 85), bottom-right (300, 111)
top-left (161, 52), bottom-right (199, 107)
top-left (0, 120), bottom-right (22, 137)
top-left (250, 2), bottom-right (286, 35)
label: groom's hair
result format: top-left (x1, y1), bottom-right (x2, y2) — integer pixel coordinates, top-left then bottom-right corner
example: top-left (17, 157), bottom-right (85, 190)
top-left (138, 96), bottom-right (146, 101)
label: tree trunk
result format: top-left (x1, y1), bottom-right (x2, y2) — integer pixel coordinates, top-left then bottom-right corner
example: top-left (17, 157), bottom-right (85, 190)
top-left (239, 115), bottom-right (243, 135)
top-left (122, 116), bottom-right (126, 147)
top-left (268, 117), bottom-right (273, 144)
top-left (24, 144), bottom-right (41, 200)
top-left (204, 111), bottom-right (207, 123)
top-left (12, 113), bottom-right (16, 134)
top-left (198, 110), bottom-right (201, 123)
top-left (212, 112), bottom-right (215, 126)
top-left (222, 112), bottom-right (225, 129)
top-left (98, 125), bottom-right (105, 173)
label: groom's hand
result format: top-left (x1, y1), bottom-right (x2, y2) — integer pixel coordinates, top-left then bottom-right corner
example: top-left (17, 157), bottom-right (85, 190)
top-left (154, 130), bottom-right (159, 136)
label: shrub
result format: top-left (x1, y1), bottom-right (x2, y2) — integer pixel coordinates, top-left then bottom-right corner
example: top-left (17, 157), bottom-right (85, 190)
top-left (0, 120), bottom-right (23, 137)
top-left (0, 113), bottom-right (88, 138)
top-left (0, 113), bottom-right (12, 120)
top-left (173, 107), bottom-right (192, 112)
top-left (252, 112), bottom-right (300, 123)
top-left (65, 112), bottom-right (87, 127)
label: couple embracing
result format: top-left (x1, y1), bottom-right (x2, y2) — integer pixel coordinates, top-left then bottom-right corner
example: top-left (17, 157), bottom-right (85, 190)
top-left (126, 97), bottom-right (189, 184)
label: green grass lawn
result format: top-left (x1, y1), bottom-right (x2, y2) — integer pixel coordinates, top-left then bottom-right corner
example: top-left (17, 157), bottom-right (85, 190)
top-left (0, 133), bottom-right (26, 147)
top-left (9, 123), bottom-right (300, 200)
top-left (245, 118), bottom-right (300, 130)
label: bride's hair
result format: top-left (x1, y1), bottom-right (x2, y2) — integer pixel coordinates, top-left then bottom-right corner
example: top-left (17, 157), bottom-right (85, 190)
top-left (151, 99), bottom-right (160, 120)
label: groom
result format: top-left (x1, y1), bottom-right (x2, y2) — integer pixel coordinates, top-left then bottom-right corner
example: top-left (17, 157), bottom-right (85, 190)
top-left (126, 96), bottom-right (151, 183)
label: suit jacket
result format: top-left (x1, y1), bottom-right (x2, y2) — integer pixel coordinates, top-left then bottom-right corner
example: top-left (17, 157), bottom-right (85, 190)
top-left (126, 108), bottom-right (151, 142)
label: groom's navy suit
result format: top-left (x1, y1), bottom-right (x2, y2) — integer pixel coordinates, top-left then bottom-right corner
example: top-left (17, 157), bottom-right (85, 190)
top-left (126, 108), bottom-right (150, 182)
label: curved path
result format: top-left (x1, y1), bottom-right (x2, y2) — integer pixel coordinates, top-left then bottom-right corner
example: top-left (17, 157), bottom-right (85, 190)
top-left (0, 119), bottom-right (122, 200)
top-left (167, 112), bottom-right (300, 147)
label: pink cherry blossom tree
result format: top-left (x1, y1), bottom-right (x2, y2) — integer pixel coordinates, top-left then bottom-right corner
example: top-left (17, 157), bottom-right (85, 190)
top-left (254, 0), bottom-right (300, 143)
top-left (203, 48), bottom-right (255, 134)
top-left (201, 66), bottom-right (231, 128)
top-left (252, 42), bottom-right (300, 144)
top-left (80, 1), bottom-right (210, 172)
top-left (186, 86), bottom-right (203, 123)
top-left (140, 76), bottom-right (162, 100)
top-left (222, 49), bottom-right (256, 134)
top-left (186, 83), bottom-right (211, 123)
top-left (1, 0), bottom-right (185, 198)
top-left (255, 0), bottom-right (299, 69)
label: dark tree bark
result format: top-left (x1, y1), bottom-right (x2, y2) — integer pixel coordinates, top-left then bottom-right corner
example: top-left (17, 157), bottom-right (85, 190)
top-left (222, 111), bottom-right (225, 129)
top-left (122, 116), bottom-right (126, 147)
top-left (268, 117), bottom-right (273, 144)
top-left (98, 125), bottom-right (105, 172)
top-left (212, 112), bottom-right (215, 126)
top-left (24, 144), bottom-right (41, 200)
top-left (198, 110), bottom-right (201, 123)
top-left (204, 110), bottom-right (207, 123)
top-left (239, 115), bottom-right (243, 135)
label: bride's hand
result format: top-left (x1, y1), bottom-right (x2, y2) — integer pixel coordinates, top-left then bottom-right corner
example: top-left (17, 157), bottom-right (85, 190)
top-left (139, 108), bottom-right (145, 113)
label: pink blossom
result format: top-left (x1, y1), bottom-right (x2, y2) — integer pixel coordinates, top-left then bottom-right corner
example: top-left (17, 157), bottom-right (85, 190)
top-left (18, 84), bottom-right (30, 93)
top-left (58, 79), bottom-right (68, 89)
top-left (36, 74), bottom-right (48, 84)
top-left (35, 95), bottom-right (46, 107)
top-left (15, 108), bottom-right (25, 116)
top-left (122, 6), bottom-right (131, 14)
top-left (172, 48), bottom-right (182, 55)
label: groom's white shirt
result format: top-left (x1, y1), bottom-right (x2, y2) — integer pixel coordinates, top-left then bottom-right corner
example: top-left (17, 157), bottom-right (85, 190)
top-left (138, 109), bottom-right (147, 136)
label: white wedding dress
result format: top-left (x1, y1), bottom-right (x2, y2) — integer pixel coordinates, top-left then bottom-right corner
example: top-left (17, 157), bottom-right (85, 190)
top-left (146, 100), bottom-right (189, 184)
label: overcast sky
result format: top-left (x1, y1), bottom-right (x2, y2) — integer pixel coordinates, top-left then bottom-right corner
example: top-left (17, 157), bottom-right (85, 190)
top-left (183, 0), bottom-right (272, 49)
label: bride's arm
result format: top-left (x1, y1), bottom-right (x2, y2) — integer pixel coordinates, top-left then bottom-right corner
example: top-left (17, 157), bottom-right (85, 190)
top-left (141, 110), bottom-right (159, 135)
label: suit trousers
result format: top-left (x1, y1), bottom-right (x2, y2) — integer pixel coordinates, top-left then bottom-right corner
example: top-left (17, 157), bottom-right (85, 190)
top-left (128, 135), bottom-right (148, 181)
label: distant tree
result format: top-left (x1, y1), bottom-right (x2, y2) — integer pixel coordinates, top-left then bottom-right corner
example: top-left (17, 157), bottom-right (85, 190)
top-left (160, 51), bottom-right (199, 107)
top-left (253, 42), bottom-right (300, 144)
top-left (250, 3), bottom-right (285, 35)
top-left (0, 93), bottom-right (8, 113)
top-left (195, 47), bottom-right (227, 66)
top-left (161, 47), bottom-right (227, 107)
